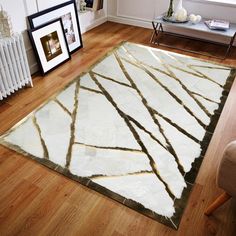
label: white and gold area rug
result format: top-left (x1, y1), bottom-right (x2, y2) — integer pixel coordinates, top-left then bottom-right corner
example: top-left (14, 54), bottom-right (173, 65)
top-left (1, 42), bottom-right (235, 229)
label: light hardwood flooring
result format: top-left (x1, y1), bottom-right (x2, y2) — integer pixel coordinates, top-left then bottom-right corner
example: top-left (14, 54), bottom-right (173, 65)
top-left (0, 22), bottom-right (236, 236)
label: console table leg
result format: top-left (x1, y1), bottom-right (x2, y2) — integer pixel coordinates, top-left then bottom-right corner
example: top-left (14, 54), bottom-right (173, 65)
top-left (150, 22), bottom-right (158, 43)
top-left (224, 32), bottom-right (236, 59)
top-left (150, 22), bottom-right (162, 44)
top-left (160, 23), bottom-right (164, 33)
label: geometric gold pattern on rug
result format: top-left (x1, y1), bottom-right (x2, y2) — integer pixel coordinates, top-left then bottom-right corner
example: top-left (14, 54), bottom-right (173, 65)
top-left (1, 42), bottom-right (235, 229)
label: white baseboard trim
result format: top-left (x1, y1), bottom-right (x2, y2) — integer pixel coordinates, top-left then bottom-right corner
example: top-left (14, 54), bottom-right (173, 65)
top-left (25, 47), bottom-right (38, 75)
top-left (30, 63), bottom-right (39, 75)
top-left (82, 16), bottom-right (108, 33)
top-left (108, 15), bottom-right (152, 29)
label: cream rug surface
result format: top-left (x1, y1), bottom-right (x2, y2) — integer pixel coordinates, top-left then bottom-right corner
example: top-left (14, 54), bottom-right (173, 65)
top-left (1, 42), bottom-right (235, 229)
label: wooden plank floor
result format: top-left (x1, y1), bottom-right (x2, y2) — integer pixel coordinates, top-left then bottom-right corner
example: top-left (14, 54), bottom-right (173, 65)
top-left (0, 22), bottom-right (236, 236)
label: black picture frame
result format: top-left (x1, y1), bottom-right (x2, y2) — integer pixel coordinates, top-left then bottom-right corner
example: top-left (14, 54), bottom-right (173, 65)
top-left (28, 0), bottom-right (83, 54)
top-left (28, 18), bottom-right (71, 75)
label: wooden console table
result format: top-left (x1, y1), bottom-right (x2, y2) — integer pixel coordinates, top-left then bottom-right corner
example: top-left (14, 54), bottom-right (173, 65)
top-left (150, 16), bottom-right (236, 59)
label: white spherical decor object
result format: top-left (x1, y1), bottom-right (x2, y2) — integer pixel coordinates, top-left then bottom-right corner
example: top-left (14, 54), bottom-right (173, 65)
top-left (174, 8), bottom-right (188, 22)
top-left (189, 14), bottom-right (196, 22)
top-left (196, 15), bottom-right (202, 23)
top-left (189, 14), bottom-right (202, 24)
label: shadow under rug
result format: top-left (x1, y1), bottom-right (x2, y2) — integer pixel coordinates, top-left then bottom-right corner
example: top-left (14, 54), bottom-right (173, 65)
top-left (1, 42), bottom-right (236, 229)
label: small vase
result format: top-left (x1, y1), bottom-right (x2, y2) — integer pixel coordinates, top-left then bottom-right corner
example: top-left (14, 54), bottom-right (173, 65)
top-left (166, 0), bottom-right (174, 18)
top-left (175, 0), bottom-right (183, 13)
top-left (80, 0), bottom-right (87, 12)
top-left (174, 0), bottom-right (188, 22)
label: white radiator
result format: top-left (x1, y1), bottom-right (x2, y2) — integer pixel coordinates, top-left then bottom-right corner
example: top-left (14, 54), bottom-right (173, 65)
top-left (0, 33), bottom-right (32, 100)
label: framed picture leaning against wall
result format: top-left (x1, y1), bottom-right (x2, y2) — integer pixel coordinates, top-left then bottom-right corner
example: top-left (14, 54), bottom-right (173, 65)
top-left (28, 18), bottom-right (71, 75)
top-left (28, 0), bottom-right (83, 54)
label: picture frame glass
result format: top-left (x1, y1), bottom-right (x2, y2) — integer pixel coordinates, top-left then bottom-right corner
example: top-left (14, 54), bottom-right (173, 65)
top-left (30, 19), bottom-right (70, 74)
top-left (29, 1), bottom-right (82, 53)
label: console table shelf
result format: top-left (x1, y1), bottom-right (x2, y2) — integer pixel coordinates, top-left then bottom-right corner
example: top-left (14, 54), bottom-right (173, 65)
top-left (150, 16), bottom-right (236, 59)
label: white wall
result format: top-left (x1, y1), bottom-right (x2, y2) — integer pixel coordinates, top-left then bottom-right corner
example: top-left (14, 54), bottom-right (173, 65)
top-left (79, 1), bottom-right (107, 33)
top-left (0, 0), bottom-right (107, 74)
top-left (109, 0), bottom-right (236, 23)
top-left (108, 0), bottom-right (236, 43)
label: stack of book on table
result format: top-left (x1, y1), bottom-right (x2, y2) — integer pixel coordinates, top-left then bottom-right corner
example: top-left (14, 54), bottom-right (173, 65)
top-left (205, 19), bottom-right (230, 30)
